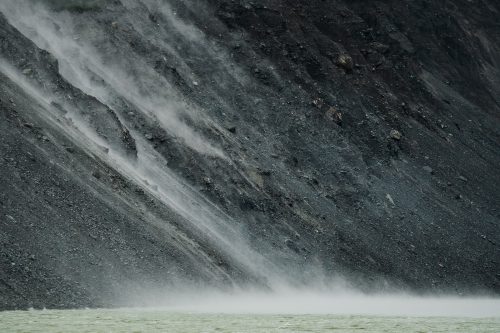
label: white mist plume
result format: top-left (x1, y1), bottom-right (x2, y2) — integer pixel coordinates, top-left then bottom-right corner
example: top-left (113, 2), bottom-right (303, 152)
top-left (0, 0), bottom-right (223, 157)
top-left (0, 57), bottom-right (286, 287)
top-left (0, 0), bottom-right (318, 289)
top-left (127, 0), bottom-right (251, 86)
top-left (126, 288), bottom-right (500, 317)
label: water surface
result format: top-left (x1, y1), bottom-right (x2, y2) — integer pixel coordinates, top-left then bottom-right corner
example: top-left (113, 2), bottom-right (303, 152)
top-left (1, 309), bottom-right (499, 333)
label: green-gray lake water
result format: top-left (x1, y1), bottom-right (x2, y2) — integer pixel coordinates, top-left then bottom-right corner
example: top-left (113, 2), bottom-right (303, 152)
top-left (1, 309), bottom-right (499, 333)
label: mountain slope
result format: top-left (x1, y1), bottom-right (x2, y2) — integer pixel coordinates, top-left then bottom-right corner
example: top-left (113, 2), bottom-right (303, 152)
top-left (0, 0), bottom-right (499, 310)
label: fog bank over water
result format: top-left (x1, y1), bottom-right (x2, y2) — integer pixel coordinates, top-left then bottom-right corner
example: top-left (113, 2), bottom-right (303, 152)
top-left (128, 289), bottom-right (500, 317)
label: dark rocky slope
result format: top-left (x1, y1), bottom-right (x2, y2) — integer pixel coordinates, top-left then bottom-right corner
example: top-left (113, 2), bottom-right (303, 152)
top-left (0, 0), bottom-right (499, 310)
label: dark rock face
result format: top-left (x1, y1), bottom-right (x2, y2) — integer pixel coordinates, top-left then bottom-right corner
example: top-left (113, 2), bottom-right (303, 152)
top-left (0, 0), bottom-right (499, 310)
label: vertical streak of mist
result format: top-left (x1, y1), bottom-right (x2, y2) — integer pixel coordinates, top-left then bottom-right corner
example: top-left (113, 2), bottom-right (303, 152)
top-left (0, 0), bottom-right (304, 290)
top-left (0, 0), bottom-right (223, 157)
top-left (0, 57), bottom-right (287, 286)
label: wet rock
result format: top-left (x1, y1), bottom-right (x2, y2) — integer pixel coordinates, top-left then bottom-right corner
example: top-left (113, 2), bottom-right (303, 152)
top-left (226, 126), bottom-right (237, 133)
top-left (336, 54), bottom-right (353, 72)
top-left (312, 97), bottom-right (324, 109)
top-left (91, 170), bottom-right (102, 179)
top-left (203, 177), bottom-right (213, 186)
top-left (390, 129), bottom-right (402, 140)
top-left (325, 107), bottom-right (342, 125)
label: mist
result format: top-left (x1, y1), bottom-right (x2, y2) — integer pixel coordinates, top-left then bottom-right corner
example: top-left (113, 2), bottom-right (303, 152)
top-left (0, 56), bottom-right (282, 285)
top-left (0, 0), bottom-right (224, 157)
top-left (124, 289), bottom-right (500, 318)
top-left (0, 0), bottom-right (315, 289)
